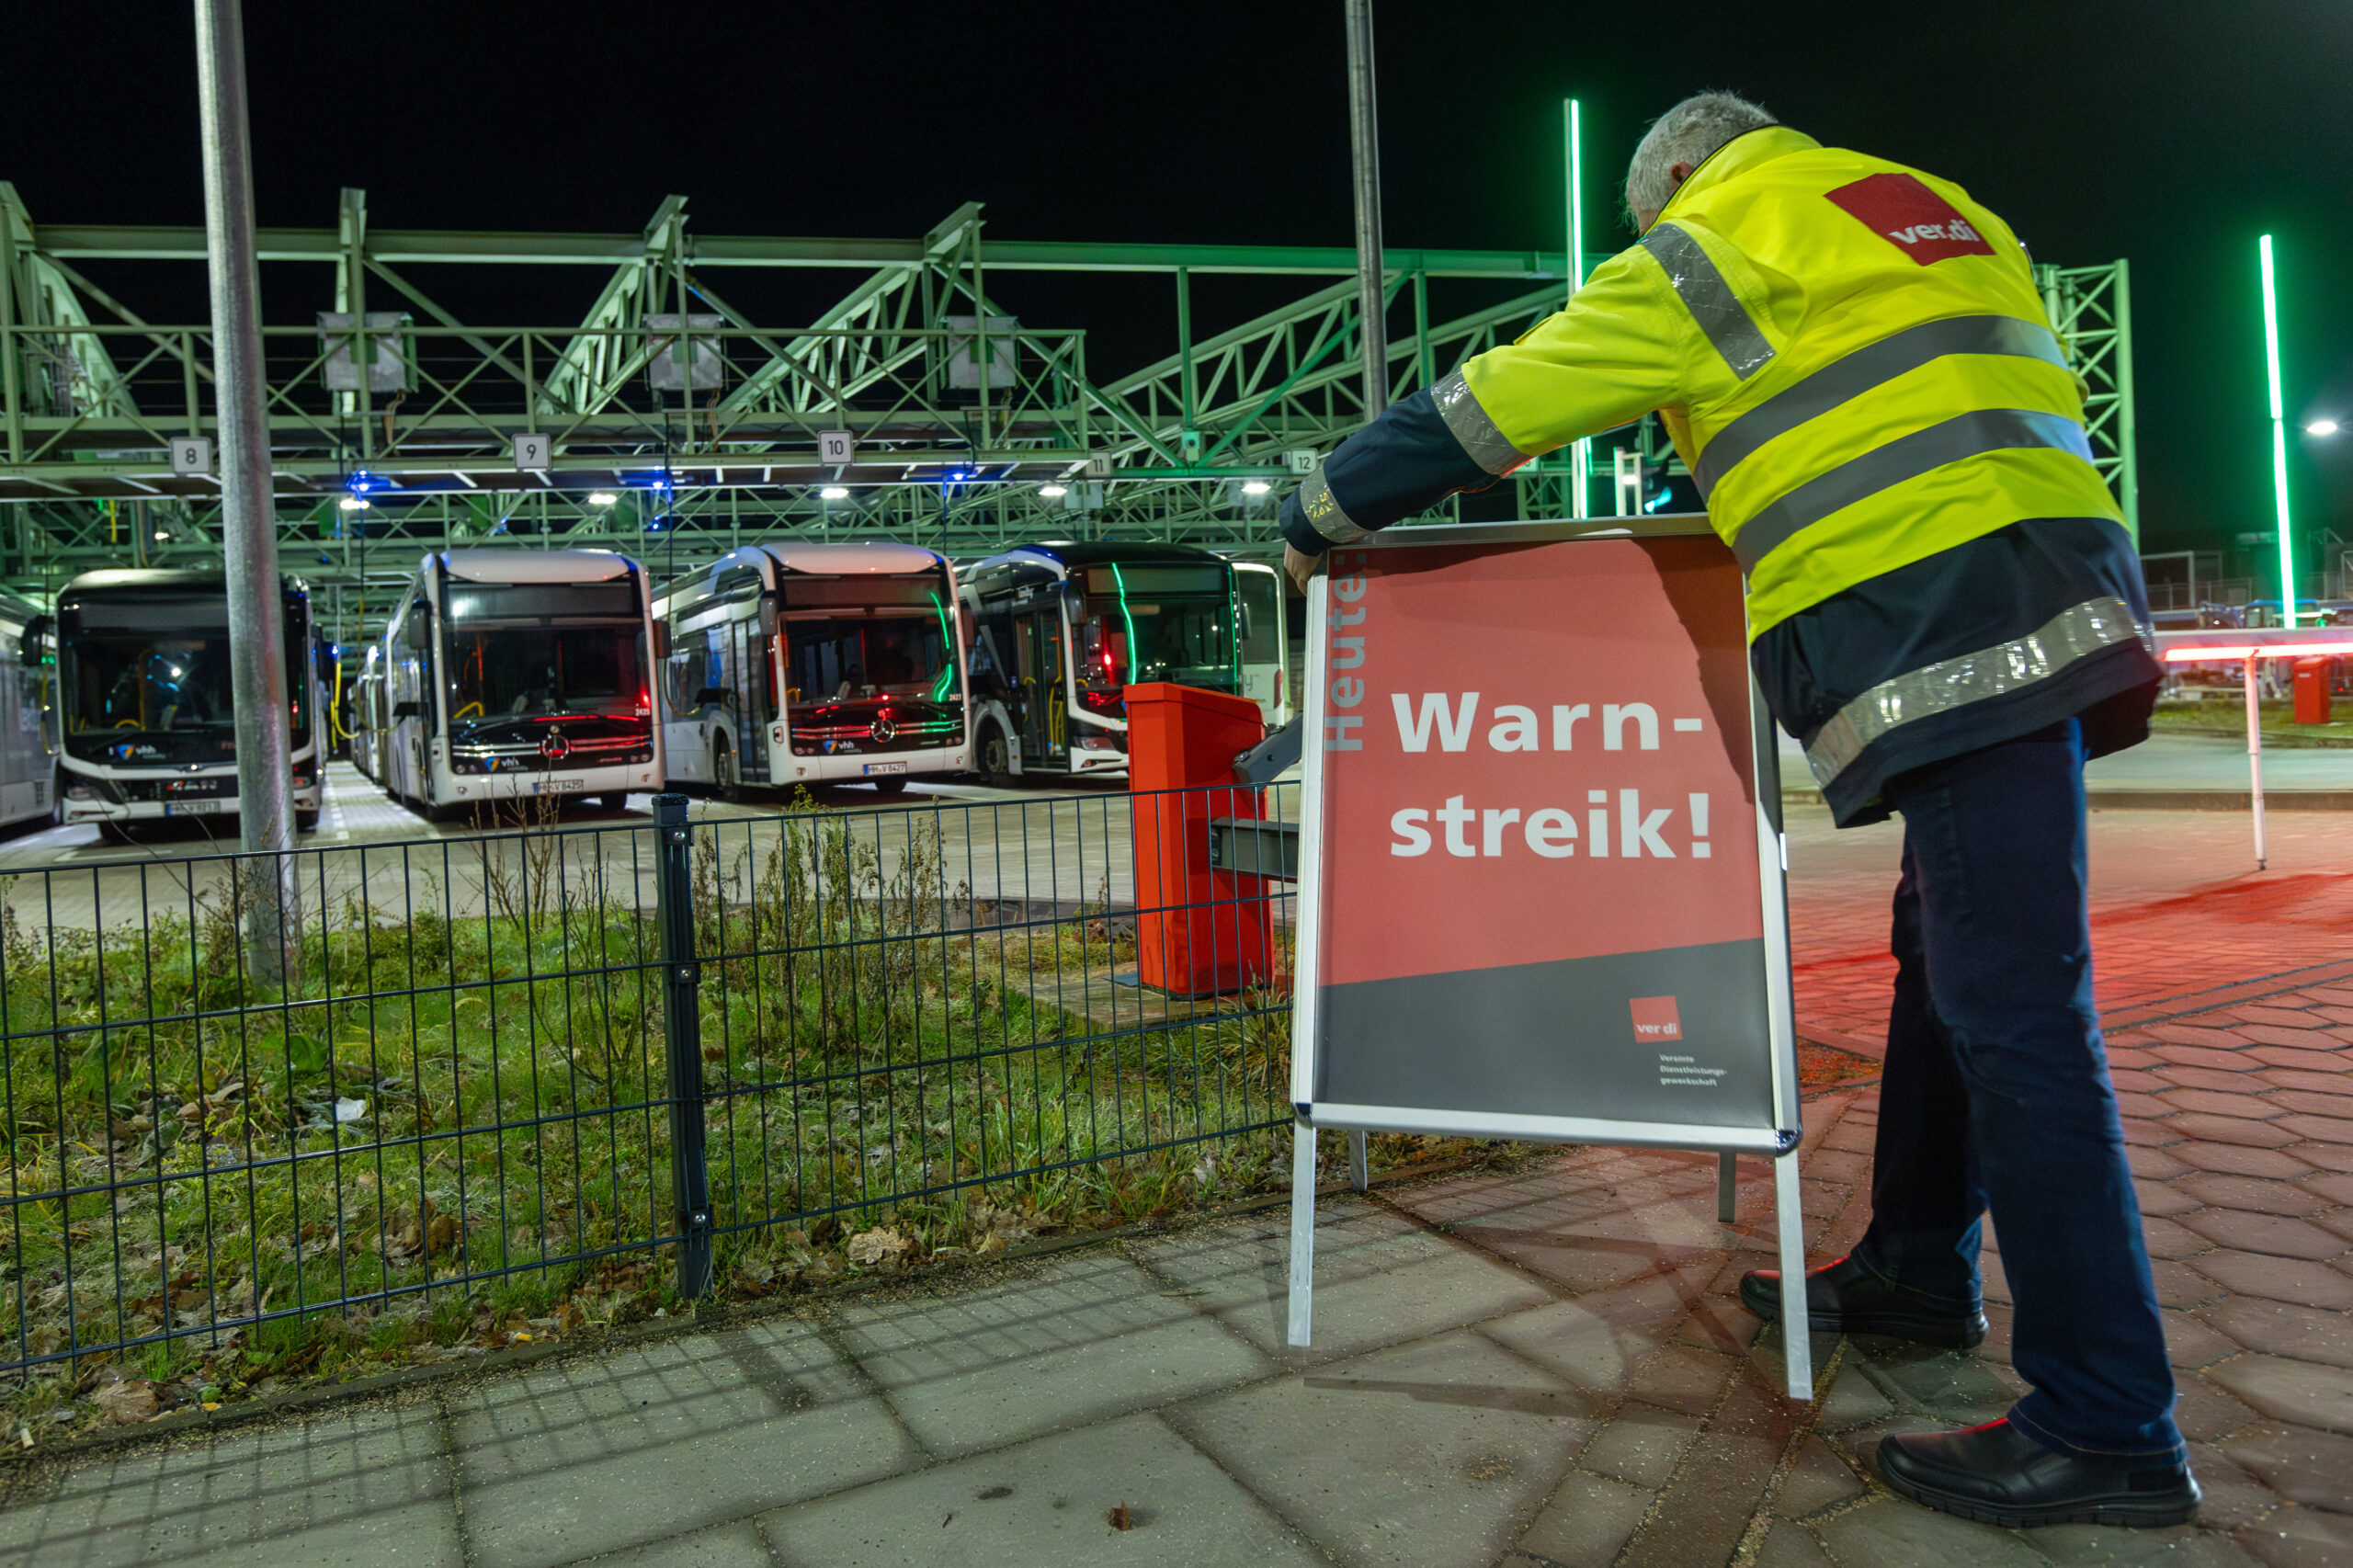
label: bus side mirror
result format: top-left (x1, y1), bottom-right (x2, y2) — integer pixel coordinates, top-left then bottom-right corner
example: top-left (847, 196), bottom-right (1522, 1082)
top-left (1061, 584), bottom-right (1086, 621)
top-left (392, 700), bottom-right (419, 720)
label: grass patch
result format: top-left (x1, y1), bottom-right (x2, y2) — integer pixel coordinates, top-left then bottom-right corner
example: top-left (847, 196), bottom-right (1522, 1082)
top-left (2152, 698), bottom-right (2353, 745)
top-left (0, 802), bottom-right (1338, 1438)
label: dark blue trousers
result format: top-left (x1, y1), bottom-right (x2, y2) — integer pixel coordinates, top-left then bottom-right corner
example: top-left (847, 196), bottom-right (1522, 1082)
top-left (1853, 718), bottom-right (2184, 1466)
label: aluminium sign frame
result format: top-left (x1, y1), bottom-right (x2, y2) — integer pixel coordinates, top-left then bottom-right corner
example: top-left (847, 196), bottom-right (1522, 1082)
top-left (1283, 514), bottom-right (1815, 1400)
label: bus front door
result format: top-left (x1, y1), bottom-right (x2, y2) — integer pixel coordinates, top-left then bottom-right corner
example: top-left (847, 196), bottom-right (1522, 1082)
top-left (1014, 609), bottom-right (1066, 767)
top-left (1234, 562), bottom-right (1291, 726)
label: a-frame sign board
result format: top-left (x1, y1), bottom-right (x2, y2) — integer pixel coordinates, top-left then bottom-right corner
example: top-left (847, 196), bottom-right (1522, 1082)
top-left (1286, 515), bottom-right (1814, 1400)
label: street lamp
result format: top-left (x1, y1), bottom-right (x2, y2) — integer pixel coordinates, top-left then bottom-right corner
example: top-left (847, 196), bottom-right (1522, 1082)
top-left (2307, 419), bottom-right (2340, 437)
top-left (2259, 234), bottom-right (2298, 629)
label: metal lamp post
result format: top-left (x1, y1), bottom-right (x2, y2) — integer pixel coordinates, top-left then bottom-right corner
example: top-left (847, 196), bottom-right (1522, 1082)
top-left (1343, 0), bottom-right (1387, 417)
top-left (193, 0), bottom-right (299, 983)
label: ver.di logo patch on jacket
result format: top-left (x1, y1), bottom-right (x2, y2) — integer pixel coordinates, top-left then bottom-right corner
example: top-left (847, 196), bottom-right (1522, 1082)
top-left (1823, 172), bottom-right (1996, 264)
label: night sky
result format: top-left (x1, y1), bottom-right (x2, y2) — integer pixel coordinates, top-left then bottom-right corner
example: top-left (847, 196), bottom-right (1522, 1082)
top-left (5, 1), bottom-right (2349, 572)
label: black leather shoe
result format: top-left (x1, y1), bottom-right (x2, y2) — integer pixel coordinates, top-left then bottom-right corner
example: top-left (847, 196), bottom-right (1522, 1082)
top-left (1738, 1254), bottom-right (1987, 1347)
top-left (1879, 1418), bottom-right (2200, 1528)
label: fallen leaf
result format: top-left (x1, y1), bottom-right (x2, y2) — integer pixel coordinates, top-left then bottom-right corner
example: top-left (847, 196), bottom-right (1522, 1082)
top-left (847, 1226), bottom-right (913, 1270)
top-left (1108, 1503), bottom-right (1133, 1531)
top-left (426, 1212), bottom-right (458, 1256)
top-left (93, 1381), bottom-right (158, 1425)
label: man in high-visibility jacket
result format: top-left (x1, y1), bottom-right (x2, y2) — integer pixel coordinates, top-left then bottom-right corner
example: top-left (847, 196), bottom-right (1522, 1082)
top-left (1279, 94), bottom-right (2192, 1528)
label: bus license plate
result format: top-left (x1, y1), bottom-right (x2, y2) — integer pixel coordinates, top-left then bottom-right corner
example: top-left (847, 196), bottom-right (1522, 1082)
top-left (534, 778), bottom-right (586, 794)
top-left (164, 801), bottom-right (222, 816)
top-left (863, 761), bottom-right (908, 776)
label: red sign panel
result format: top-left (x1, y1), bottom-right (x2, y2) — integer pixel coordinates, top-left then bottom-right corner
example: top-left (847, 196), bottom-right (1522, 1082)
top-left (1302, 528), bottom-right (1781, 1134)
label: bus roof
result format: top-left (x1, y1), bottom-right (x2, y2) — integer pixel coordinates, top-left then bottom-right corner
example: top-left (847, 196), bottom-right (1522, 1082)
top-left (438, 550), bottom-right (637, 584)
top-left (968, 541), bottom-right (1228, 579)
top-left (754, 541), bottom-right (946, 576)
top-left (59, 568), bottom-right (310, 600)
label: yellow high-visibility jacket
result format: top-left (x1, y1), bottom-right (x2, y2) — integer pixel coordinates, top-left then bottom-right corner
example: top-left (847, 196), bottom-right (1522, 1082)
top-left (1281, 125), bottom-right (2157, 824)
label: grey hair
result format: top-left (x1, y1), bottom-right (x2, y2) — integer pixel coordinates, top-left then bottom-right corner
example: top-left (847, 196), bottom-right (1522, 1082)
top-left (1624, 92), bottom-right (1778, 228)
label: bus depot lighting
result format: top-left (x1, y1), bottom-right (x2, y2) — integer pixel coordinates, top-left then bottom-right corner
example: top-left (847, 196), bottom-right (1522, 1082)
top-left (1564, 96), bottom-right (1592, 520)
top-left (819, 485), bottom-right (850, 500)
top-left (1039, 483), bottom-right (1068, 498)
top-left (2309, 418), bottom-right (2341, 437)
top-left (338, 496), bottom-right (369, 512)
top-left (2259, 234), bottom-right (2298, 629)
top-left (587, 491), bottom-right (619, 506)
top-left (1241, 480), bottom-right (1272, 495)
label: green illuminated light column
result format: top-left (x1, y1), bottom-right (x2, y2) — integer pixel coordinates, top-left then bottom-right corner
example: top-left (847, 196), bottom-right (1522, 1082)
top-left (1564, 98), bottom-right (1591, 519)
top-left (2259, 234), bottom-right (2298, 628)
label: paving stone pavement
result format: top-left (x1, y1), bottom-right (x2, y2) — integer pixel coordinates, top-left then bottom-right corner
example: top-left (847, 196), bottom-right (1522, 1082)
top-left (0, 806), bottom-right (2347, 1566)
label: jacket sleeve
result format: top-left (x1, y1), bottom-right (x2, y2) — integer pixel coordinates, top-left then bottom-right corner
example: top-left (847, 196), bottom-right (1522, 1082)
top-left (1280, 246), bottom-right (1691, 556)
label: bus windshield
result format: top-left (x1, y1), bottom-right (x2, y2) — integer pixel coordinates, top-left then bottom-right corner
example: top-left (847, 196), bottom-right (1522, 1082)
top-left (785, 613), bottom-right (954, 704)
top-left (446, 628), bottom-right (645, 725)
top-left (69, 632), bottom-right (235, 734)
top-left (1074, 565), bottom-right (1235, 692)
top-left (63, 604), bottom-right (313, 762)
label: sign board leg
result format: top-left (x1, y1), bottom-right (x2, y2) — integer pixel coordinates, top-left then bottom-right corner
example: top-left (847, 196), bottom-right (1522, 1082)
top-left (1287, 1119), bottom-right (1317, 1347)
top-left (1772, 1147), bottom-right (1813, 1399)
top-left (1347, 1130), bottom-right (1370, 1192)
top-left (1717, 1150), bottom-right (1738, 1224)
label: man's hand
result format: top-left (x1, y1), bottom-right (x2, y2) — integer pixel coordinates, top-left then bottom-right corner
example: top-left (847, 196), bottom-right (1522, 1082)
top-left (1283, 543), bottom-right (1322, 596)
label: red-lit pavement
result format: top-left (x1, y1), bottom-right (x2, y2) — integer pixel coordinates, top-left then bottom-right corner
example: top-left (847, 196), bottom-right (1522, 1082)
top-left (1, 801), bottom-right (2346, 1567)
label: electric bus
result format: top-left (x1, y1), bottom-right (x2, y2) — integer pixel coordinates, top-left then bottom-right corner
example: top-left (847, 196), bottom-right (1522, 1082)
top-left (380, 550), bottom-right (661, 819)
top-left (656, 541), bottom-right (970, 797)
top-left (350, 641), bottom-right (386, 783)
top-left (958, 542), bottom-right (1289, 781)
top-left (51, 570), bottom-right (324, 831)
top-left (0, 610), bottom-right (59, 829)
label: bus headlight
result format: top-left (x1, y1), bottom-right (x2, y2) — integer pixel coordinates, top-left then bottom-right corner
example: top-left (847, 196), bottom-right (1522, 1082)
top-left (65, 783), bottom-right (97, 801)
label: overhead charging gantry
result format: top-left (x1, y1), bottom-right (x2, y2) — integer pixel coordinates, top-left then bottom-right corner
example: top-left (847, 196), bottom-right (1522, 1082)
top-left (0, 183), bottom-right (2136, 644)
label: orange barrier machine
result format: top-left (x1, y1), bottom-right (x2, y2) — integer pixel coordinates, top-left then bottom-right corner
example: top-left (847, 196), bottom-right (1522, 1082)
top-left (1123, 682), bottom-right (1274, 996)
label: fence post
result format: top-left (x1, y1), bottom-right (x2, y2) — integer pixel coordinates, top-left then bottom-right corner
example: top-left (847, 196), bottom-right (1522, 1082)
top-left (654, 792), bottom-right (714, 1298)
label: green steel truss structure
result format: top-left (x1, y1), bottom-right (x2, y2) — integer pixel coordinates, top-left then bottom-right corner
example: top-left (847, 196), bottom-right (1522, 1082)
top-left (0, 183), bottom-right (2137, 639)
